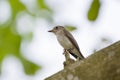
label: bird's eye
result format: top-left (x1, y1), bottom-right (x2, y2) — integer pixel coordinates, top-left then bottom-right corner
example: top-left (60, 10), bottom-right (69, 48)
top-left (55, 27), bottom-right (58, 29)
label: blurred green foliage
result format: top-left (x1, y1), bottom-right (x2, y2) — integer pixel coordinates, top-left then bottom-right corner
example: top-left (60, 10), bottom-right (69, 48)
top-left (87, 0), bottom-right (101, 21)
top-left (0, 0), bottom-right (40, 75)
top-left (37, 0), bottom-right (51, 11)
top-left (0, 26), bottom-right (21, 59)
top-left (0, 26), bottom-right (40, 75)
top-left (9, 0), bottom-right (26, 19)
top-left (65, 26), bottom-right (77, 32)
top-left (0, 0), bottom-right (101, 75)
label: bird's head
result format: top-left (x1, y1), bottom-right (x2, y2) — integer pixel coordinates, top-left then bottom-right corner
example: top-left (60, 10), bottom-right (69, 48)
top-left (48, 26), bottom-right (65, 34)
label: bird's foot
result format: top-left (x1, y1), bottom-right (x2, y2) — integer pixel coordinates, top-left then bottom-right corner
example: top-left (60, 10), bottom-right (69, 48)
top-left (63, 49), bottom-right (70, 55)
top-left (63, 49), bottom-right (67, 55)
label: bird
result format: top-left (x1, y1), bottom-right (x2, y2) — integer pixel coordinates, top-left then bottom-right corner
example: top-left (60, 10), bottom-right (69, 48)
top-left (48, 26), bottom-right (84, 60)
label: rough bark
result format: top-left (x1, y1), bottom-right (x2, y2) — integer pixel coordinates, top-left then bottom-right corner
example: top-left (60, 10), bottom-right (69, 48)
top-left (45, 41), bottom-right (120, 80)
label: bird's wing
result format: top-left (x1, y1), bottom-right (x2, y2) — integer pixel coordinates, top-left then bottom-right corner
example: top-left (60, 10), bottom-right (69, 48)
top-left (63, 29), bottom-right (80, 52)
top-left (63, 28), bottom-right (84, 59)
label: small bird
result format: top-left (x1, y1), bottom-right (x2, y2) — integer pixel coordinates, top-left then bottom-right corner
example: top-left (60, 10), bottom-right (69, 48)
top-left (48, 26), bottom-right (84, 60)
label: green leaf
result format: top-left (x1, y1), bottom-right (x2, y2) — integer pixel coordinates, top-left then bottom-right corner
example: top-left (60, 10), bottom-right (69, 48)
top-left (87, 0), bottom-right (101, 21)
top-left (9, 0), bottom-right (26, 19)
top-left (65, 26), bottom-right (77, 32)
top-left (37, 0), bottom-right (51, 11)
top-left (0, 26), bottom-right (21, 59)
top-left (0, 26), bottom-right (40, 75)
top-left (20, 57), bottom-right (40, 75)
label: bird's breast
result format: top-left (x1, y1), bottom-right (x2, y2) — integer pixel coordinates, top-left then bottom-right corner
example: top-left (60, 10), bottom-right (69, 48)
top-left (57, 35), bottom-right (73, 49)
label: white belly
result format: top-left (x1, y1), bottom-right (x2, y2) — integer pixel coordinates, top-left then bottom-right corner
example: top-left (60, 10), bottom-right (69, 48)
top-left (57, 35), bottom-right (73, 49)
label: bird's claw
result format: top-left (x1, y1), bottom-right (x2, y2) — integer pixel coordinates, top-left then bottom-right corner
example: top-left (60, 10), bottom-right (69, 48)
top-left (63, 49), bottom-right (67, 55)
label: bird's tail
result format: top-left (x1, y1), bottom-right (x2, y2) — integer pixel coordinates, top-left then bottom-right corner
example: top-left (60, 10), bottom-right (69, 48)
top-left (69, 51), bottom-right (84, 60)
top-left (78, 51), bottom-right (84, 60)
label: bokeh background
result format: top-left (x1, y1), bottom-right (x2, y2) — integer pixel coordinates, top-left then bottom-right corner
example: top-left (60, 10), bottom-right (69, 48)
top-left (0, 0), bottom-right (120, 80)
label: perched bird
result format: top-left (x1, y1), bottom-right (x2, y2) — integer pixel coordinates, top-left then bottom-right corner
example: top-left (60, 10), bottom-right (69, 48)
top-left (48, 26), bottom-right (84, 60)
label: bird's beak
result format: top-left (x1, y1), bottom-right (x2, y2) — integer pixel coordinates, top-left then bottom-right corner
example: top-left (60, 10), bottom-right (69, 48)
top-left (48, 29), bottom-right (54, 32)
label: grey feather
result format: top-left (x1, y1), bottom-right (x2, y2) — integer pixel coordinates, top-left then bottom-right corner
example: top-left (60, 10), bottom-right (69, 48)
top-left (63, 28), bottom-right (84, 59)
